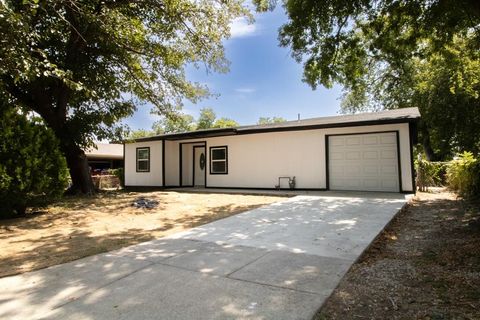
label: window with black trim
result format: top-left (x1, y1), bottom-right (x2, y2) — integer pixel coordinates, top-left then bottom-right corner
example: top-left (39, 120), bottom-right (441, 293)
top-left (136, 147), bottom-right (150, 172)
top-left (210, 146), bottom-right (228, 174)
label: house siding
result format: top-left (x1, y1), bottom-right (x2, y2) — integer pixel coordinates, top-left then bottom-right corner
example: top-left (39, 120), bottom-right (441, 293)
top-left (125, 122), bottom-right (414, 192)
top-left (124, 140), bottom-right (163, 186)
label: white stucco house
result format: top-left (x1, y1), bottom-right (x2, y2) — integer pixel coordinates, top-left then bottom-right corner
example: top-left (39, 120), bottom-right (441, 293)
top-left (123, 108), bottom-right (420, 193)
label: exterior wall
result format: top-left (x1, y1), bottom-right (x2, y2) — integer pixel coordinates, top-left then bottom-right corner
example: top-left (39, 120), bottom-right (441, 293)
top-left (203, 123), bottom-right (413, 191)
top-left (124, 122), bottom-right (414, 192)
top-left (205, 131), bottom-right (324, 189)
top-left (164, 140), bottom-right (179, 186)
top-left (124, 140), bottom-right (163, 186)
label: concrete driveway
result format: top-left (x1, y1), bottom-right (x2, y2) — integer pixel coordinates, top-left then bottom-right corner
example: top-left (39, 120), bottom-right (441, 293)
top-left (0, 192), bottom-right (408, 320)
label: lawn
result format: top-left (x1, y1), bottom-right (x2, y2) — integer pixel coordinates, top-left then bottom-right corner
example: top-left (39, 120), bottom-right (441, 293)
top-left (315, 189), bottom-right (480, 320)
top-left (0, 191), bottom-right (284, 278)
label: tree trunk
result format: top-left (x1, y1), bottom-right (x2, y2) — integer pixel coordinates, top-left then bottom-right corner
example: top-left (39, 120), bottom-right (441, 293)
top-left (62, 143), bottom-right (95, 195)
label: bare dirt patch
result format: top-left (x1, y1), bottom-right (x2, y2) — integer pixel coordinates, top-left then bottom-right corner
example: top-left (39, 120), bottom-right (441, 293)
top-left (0, 191), bottom-right (284, 278)
top-left (315, 189), bottom-right (480, 320)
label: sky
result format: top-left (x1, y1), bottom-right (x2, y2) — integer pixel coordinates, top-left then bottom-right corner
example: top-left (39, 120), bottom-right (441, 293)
top-left (123, 6), bottom-right (344, 131)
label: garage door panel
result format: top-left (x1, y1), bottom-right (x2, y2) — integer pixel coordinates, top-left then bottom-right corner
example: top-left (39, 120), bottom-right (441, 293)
top-left (363, 136), bottom-right (378, 145)
top-left (330, 137), bottom-right (345, 146)
top-left (380, 135), bottom-right (396, 145)
top-left (345, 151), bottom-right (361, 160)
top-left (381, 165), bottom-right (397, 174)
top-left (380, 150), bottom-right (396, 159)
top-left (381, 179), bottom-right (398, 189)
top-left (330, 152), bottom-right (344, 160)
top-left (363, 165), bottom-right (379, 175)
top-left (363, 151), bottom-right (378, 159)
top-left (330, 166), bottom-right (344, 175)
top-left (364, 179), bottom-right (379, 188)
top-left (328, 132), bottom-right (400, 192)
top-left (346, 137), bottom-right (361, 145)
top-left (345, 165), bottom-right (362, 175)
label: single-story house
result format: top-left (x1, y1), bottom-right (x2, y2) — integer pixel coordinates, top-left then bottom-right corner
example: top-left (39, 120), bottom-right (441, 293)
top-left (86, 143), bottom-right (124, 171)
top-left (124, 107), bottom-right (420, 193)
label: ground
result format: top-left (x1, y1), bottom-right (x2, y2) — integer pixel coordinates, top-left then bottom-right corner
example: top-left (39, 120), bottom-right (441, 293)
top-left (316, 189), bottom-right (480, 320)
top-left (0, 191), bottom-right (283, 278)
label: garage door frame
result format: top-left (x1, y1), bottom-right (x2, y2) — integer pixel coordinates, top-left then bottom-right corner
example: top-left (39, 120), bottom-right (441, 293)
top-left (325, 130), bottom-right (403, 192)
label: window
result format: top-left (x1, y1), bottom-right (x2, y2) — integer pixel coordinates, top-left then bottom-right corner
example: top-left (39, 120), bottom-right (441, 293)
top-left (210, 146), bottom-right (228, 174)
top-left (136, 147), bottom-right (150, 172)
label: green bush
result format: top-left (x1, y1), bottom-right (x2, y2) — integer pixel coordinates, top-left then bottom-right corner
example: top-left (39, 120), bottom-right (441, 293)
top-left (0, 108), bottom-right (69, 218)
top-left (446, 152), bottom-right (480, 199)
top-left (416, 158), bottom-right (447, 191)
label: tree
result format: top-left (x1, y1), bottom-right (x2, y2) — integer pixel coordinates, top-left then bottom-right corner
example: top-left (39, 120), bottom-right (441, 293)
top-left (212, 117), bottom-right (239, 128)
top-left (153, 113), bottom-right (196, 134)
top-left (0, 0), bottom-right (248, 194)
top-left (127, 129), bottom-right (155, 140)
top-left (0, 106), bottom-right (69, 217)
top-left (257, 116), bottom-right (286, 124)
top-left (197, 107), bottom-right (217, 130)
top-left (255, 0), bottom-right (480, 159)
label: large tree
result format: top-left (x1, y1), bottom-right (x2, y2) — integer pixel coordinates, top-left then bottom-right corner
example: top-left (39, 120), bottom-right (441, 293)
top-left (255, 0), bottom-right (480, 159)
top-left (0, 0), bottom-right (248, 194)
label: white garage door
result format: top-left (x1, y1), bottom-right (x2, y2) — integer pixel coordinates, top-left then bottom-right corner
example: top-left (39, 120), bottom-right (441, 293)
top-left (328, 132), bottom-right (400, 192)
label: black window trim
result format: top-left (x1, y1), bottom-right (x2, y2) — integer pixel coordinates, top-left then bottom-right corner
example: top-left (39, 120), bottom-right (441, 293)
top-left (136, 147), bottom-right (150, 172)
top-left (209, 145), bottom-right (228, 175)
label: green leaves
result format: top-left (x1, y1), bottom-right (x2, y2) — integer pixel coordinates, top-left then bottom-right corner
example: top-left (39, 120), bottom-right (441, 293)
top-left (0, 0), bottom-right (249, 145)
top-left (0, 105), bottom-right (69, 217)
top-left (270, 0), bottom-right (480, 158)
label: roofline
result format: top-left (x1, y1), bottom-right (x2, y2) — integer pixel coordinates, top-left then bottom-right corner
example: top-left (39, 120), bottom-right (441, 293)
top-left (126, 117), bottom-right (419, 143)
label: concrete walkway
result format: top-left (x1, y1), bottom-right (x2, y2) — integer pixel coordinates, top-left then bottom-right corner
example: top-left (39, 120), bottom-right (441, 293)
top-left (0, 193), bottom-right (408, 320)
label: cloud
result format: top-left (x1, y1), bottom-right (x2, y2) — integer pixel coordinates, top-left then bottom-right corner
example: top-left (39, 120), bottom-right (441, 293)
top-left (229, 17), bottom-right (257, 38)
top-left (235, 87), bottom-right (256, 93)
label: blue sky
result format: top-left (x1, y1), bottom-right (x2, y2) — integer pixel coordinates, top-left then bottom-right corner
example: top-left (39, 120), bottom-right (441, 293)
top-left (123, 7), bottom-right (343, 130)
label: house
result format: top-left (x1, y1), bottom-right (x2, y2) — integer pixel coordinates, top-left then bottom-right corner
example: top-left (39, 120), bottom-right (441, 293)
top-left (124, 108), bottom-right (420, 193)
top-left (85, 143), bottom-right (124, 171)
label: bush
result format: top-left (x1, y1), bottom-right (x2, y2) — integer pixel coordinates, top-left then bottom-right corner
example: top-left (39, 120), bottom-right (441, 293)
top-left (0, 108), bottom-right (69, 218)
top-left (416, 158), bottom-right (448, 191)
top-left (446, 152), bottom-right (480, 199)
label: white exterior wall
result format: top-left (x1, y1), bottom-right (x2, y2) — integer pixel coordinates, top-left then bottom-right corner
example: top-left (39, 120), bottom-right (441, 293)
top-left (205, 131), bottom-right (324, 189)
top-left (125, 122), bottom-right (414, 191)
top-left (124, 141), bottom-right (163, 186)
top-left (203, 123), bottom-right (413, 191)
top-left (165, 140), bottom-right (179, 186)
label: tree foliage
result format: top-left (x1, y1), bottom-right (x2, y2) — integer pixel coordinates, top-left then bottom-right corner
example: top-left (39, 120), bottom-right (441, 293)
top-left (196, 107), bottom-right (217, 130)
top-left (255, 0), bottom-right (480, 159)
top-left (0, 106), bottom-right (69, 218)
top-left (0, 0), bottom-right (249, 193)
top-left (212, 117), bottom-right (239, 128)
top-left (153, 113), bottom-right (196, 134)
top-left (257, 116), bottom-right (286, 124)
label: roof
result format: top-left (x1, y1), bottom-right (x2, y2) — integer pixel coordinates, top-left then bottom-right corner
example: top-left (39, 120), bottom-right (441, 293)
top-left (131, 107), bottom-right (420, 142)
top-left (85, 143), bottom-right (124, 159)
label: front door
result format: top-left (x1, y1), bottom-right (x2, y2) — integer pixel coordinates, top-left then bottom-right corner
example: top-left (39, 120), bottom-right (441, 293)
top-left (193, 146), bottom-right (206, 187)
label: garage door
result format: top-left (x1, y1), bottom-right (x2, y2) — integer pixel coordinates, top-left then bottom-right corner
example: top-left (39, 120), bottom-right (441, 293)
top-left (328, 132), bottom-right (400, 192)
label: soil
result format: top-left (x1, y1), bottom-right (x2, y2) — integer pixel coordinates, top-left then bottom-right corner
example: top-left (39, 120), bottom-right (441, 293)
top-left (315, 189), bottom-right (480, 320)
top-left (0, 190), bottom-right (284, 278)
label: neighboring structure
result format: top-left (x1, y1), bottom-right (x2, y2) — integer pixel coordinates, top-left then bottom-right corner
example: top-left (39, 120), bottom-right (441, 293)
top-left (124, 108), bottom-right (420, 193)
top-left (86, 143), bottom-right (124, 171)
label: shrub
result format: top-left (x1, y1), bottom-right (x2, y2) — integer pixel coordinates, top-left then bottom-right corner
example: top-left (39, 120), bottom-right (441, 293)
top-left (446, 152), bottom-right (480, 199)
top-left (0, 108), bottom-right (69, 218)
top-left (416, 158), bottom-right (448, 191)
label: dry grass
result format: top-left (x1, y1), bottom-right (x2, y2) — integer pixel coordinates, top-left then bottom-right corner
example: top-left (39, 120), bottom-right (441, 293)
top-left (0, 190), bottom-right (284, 278)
